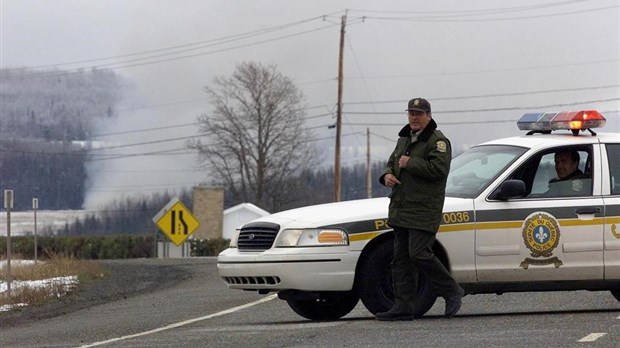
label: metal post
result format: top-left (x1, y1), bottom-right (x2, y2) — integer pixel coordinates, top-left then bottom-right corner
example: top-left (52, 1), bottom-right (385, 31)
top-left (4, 190), bottom-right (14, 297)
top-left (33, 198), bottom-right (39, 264)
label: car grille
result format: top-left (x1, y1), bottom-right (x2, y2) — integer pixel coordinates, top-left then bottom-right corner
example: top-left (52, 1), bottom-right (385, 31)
top-left (238, 221), bottom-right (280, 251)
top-left (222, 276), bottom-right (281, 286)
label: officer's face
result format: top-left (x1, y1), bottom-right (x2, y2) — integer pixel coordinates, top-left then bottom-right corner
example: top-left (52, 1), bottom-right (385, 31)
top-left (408, 111), bottom-right (431, 132)
top-left (555, 152), bottom-right (578, 179)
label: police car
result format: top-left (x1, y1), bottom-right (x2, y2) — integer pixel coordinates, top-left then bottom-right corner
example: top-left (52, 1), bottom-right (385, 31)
top-left (217, 110), bottom-right (620, 320)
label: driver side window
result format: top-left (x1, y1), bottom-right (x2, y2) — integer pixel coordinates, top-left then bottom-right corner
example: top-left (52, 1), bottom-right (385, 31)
top-left (530, 153), bottom-right (557, 195)
top-left (519, 146), bottom-right (593, 198)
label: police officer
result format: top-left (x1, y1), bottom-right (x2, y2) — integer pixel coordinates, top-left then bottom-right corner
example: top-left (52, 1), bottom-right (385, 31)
top-left (545, 149), bottom-right (590, 197)
top-left (376, 98), bottom-right (464, 321)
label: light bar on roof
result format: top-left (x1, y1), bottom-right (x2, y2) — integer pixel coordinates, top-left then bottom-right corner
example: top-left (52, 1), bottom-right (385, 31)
top-left (517, 110), bottom-right (606, 135)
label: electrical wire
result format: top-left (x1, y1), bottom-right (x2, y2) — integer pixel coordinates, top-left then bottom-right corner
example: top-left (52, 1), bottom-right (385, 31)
top-left (356, 3), bottom-right (619, 22)
top-left (24, 14), bottom-right (341, 70)
top-left (347, 0), bottom-right (591, 16)
top-left (11, 22), bottom-right (341, 80)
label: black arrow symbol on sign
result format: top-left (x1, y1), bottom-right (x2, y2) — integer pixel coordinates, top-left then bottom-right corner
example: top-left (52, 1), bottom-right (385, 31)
top-left (170, 210), bottom-right (189, 235)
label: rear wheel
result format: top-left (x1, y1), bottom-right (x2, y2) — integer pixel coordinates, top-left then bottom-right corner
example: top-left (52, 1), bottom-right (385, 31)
top-left (357, 238), bottom-right (437, 318)
top-left (611, 289), bottom-right (620, 302)
top-left (285, 291), bottom-right (359, 321)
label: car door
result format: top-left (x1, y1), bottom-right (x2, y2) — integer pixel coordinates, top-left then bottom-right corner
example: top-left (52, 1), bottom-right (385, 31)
top-left (475, 144), bottom-right (605, 282)
top-left (603, 143), bottom-right (620, 280)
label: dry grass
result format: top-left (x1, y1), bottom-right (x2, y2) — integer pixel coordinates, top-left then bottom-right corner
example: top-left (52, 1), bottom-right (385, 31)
top-left (0, 255), bottom-right (106, 309)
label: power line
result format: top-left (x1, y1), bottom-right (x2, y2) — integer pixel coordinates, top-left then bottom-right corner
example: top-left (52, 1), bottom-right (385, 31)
top-left (91, 112), bottom-right (333, 138)
top-left (344, 28), bottom-right (377, 151)
top-left (85, 84), bottom-right (620, 138)
top-left (342, 59), bottom-right (620, 82)
top-left (12, 22), bottom-right (340, 80)
top-left (356, 3), bottom-right (619, 22)
top-left (3, 100), bottom-right (617, 159)
top-left (347, 120), bottom-right (516, 127)
top-left (95, 168), bottom-right (201, 173)
top-left (24, 15), bottom-right (339, 70)
top-left (86, 148), bottom-right (198, 162)
top-left (344, 84), bottom-right (620, 106)
top-left (344, 97), bottom-right (620, 115)
top-left (91, 122), bottom-right (199, 138)
top-left (348, 0), bottom-right (591, 16)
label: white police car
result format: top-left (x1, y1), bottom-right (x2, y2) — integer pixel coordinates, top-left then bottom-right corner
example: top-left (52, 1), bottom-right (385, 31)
top-left (217, 110), bottom-right (620, 320)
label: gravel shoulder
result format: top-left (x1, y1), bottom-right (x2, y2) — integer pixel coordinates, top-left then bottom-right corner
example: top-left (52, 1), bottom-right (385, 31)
top-left (0, 258), bottom-right (199, 327)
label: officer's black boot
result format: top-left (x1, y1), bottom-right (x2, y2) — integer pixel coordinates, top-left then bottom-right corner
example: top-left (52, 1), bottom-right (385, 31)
top-left (375, 301), bottom-right (414, 321)
top-left (444, 286), bottom-right (464, 318)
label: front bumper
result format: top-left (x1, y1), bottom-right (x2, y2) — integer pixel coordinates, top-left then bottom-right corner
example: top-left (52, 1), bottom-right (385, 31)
top-left (217, 246), bottom-right (360, 292)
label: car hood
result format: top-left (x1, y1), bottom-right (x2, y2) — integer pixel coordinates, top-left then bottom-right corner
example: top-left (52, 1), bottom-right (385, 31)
top-left (246, 196), bottom-right (473, 230)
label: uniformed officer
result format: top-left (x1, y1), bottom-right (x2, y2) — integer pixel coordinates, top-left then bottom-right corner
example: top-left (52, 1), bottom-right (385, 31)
top-left (545, 149), bottom-right (590, 197)
top-left (376, 97), bottom-right (464, 321)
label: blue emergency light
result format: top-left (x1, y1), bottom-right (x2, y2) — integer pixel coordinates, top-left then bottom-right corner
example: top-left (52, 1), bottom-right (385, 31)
top-left (517, 110), bottom-right (606, 136)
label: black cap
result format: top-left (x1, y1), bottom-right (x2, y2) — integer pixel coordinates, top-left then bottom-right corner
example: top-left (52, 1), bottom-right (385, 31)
top-left (406, 98), bottom-right (431, 113)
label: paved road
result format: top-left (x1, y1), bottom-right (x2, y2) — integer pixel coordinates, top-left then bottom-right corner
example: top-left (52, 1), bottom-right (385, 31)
top-left (1, 257), bottom-right (619, 347)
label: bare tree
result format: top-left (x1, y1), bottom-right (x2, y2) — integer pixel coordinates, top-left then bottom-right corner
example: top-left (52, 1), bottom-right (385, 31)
top-left (191, 62), bottom-right (317, 211)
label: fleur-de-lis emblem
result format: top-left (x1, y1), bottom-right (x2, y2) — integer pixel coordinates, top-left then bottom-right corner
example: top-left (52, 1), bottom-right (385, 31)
top-left (522, 212), bottom-right (561, 261)
top-left (535, 226), bottom-right (548, 243)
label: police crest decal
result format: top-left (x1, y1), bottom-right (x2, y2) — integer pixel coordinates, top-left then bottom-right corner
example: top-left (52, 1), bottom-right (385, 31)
top-left (520, 212), bottom-right (563, 269)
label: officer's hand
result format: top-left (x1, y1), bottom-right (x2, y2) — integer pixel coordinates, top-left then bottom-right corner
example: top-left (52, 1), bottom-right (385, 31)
top-left (398, 155), bottom-right (410, 168)
top-left (384, 174), bottom-right (401, 188)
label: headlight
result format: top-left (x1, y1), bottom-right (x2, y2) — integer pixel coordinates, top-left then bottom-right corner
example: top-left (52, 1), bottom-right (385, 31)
top-left (274, 228), bottom-right (348, 247)
top-left (228, 229), bottom-right (240, 248)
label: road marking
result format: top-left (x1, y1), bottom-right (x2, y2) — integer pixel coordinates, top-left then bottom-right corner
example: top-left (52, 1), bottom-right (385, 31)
top-left (188, 322), bottom-right (341, 332)
top-left (577, 333), bottom-right (607, 342)
top-left (78, 294), bottom-right (277, 348)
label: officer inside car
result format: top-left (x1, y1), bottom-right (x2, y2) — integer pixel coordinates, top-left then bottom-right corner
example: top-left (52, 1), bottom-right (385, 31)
top-left (545, 149), bottom-right (589, 197)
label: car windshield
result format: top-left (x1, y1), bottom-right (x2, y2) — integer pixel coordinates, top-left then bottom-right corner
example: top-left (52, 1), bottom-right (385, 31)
top-left (446, 145), bottom-right (527, 198)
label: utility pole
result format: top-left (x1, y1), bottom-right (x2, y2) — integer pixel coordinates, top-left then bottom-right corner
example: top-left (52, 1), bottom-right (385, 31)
top-left (334, 13), bottom-right (346, 202)
top-left (366, 128), bottom-right (372, 198)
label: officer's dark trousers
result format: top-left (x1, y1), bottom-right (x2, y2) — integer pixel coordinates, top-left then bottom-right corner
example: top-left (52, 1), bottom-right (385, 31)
top-left (392, 226), bottom-right (460, 308)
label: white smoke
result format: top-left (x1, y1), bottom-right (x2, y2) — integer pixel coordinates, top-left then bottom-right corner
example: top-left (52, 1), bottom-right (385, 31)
top-left (82, 86), bottom-right (208, 211)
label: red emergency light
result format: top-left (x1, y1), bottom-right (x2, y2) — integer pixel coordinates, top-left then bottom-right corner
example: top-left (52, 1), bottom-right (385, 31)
top-left (517, 110), bottom-right (606, 136)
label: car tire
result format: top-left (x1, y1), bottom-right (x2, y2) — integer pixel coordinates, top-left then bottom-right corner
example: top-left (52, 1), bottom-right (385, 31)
top-left (285, 291), bottom-right (359, 321)
top-left (611, 289), bottom-right (620, 302)
top-left (357, 238), bottom-right (437, 318)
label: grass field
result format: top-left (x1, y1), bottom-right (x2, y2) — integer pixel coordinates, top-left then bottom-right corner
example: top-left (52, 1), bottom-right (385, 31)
top-left (0, 256), bottom-right (105, 311)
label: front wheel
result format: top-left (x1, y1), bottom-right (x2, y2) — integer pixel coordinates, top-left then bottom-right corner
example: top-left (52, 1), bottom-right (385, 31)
top-left (611, 289), bottom-right (620, 302)
top-left (357, 237), bottom-right (437, 318)
top-left (286, 291), bottom-right (359, 321)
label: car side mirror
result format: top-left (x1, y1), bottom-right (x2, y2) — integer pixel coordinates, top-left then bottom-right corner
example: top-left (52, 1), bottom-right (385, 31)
top-left (490, 180), bottom-right (526, 200)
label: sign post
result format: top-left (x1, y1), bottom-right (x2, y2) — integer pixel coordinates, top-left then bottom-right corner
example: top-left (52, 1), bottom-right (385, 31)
top-left (33, 198), bottom-right (39, 264)
top-left (4, 190), bottom-right (14, 297)
top-left (152, 198), bottom-right (200, 248)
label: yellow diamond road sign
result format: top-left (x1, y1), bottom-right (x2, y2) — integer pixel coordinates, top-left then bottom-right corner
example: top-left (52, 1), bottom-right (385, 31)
top-left (153, 198), bottom-right (200, 246)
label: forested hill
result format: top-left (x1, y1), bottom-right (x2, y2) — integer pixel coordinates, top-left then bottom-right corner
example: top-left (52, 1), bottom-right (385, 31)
top-left (1, 68), bottom-right (123, 140)
top-left (0, 68), bottom-right (125, 210)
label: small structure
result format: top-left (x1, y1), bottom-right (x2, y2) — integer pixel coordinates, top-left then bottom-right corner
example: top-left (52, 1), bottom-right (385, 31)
top-left (192, 186), bottom-right (224, 240)
top-left (222, 203), bottom-right (270, 239)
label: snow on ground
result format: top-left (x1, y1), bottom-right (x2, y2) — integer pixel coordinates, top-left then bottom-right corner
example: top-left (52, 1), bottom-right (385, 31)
top-left (0, 260), bottom-right (78, 312)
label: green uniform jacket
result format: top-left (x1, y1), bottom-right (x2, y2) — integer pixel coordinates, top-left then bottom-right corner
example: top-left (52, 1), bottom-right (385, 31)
top-left (379, 119), bottom-right (451, 233)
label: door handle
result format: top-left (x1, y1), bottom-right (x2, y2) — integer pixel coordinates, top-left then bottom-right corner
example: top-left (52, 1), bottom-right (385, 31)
top-left (574, 207), bottom-right (601, 215)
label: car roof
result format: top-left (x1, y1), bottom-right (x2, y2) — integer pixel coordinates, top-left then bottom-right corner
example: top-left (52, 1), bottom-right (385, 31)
top-left (476, 132), bottom-right (620, 150)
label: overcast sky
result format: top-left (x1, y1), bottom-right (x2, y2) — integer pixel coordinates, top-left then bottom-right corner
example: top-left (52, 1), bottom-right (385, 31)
top-left (1, 0), bottom-right (619, 209)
